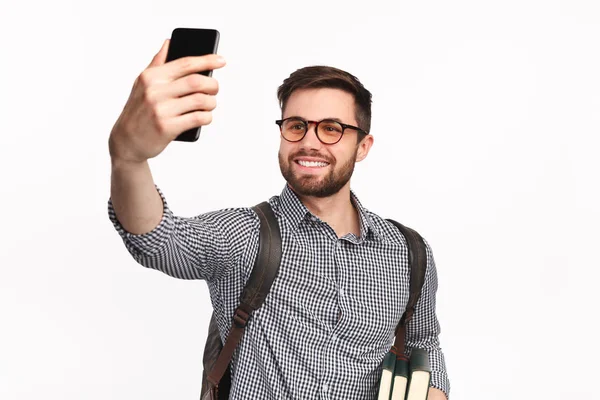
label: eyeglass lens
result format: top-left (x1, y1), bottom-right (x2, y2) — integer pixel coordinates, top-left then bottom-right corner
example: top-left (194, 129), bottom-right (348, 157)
top-left (281, 118), bottom-right (343, 144)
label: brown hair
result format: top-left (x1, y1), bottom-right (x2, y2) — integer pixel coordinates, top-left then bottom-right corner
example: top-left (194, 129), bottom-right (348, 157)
top-left (277, 66), bottom-right (373, 140)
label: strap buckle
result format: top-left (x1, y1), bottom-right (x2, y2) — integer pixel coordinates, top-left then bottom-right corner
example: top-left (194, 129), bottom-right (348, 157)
top-left (233, 307), bottom-right (250, 328)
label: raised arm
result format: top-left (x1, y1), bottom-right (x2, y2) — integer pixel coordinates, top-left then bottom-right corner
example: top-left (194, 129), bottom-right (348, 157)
top-left (107, 39), bottom-right (250, 281)
top-left (108, 39), bottom-right (225, 235)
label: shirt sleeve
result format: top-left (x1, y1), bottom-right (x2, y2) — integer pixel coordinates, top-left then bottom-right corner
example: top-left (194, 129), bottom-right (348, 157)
top-left (107, 184), bottom-right (258, 282)
top-left (405, 238), bottom-right (451, 398)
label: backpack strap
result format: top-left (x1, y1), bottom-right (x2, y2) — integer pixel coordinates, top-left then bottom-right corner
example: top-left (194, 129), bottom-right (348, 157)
top-left (205, 201), bottom-right (282, 387)
top-left (386, 219), bottom-right (428, 357)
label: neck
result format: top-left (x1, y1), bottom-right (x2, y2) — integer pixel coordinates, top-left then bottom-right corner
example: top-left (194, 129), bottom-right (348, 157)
top-left (290, 183), bottom-right (361, 239)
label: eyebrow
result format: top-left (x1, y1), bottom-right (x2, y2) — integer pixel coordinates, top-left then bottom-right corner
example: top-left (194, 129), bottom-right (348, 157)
top-left (286, 116), bottom-right (345, 123)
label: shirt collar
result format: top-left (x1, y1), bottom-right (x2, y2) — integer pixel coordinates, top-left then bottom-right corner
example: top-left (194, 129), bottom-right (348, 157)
top-left (278, 184), bottom-right (383, 242)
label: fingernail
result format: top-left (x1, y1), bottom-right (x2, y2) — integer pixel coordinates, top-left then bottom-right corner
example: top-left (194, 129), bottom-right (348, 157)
top-left (216, 55), bottom-right (226, 64)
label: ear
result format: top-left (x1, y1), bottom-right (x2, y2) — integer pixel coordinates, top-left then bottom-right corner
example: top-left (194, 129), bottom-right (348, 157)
top-left (355, 134), bottom-right (374, 162)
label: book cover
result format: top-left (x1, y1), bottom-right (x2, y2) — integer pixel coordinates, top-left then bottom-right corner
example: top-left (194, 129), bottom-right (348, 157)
top-left (406, 348), bottom-right (431, 400)
top-left (390, 355), bottom-right (409, 400)
top-left (377, 351), bottom-right (396, 400)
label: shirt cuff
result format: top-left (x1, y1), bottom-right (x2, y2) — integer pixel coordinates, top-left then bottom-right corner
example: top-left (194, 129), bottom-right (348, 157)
top-left (107, 184), bottom-right (175, 256)
top-left (430, 368), bottom-right (451, 399)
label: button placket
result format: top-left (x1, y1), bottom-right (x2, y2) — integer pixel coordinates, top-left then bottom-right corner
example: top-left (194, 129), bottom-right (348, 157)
top-left (334, 239), bottom-right (347, 334)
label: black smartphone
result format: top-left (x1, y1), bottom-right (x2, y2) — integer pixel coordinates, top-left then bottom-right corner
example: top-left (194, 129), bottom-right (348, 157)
top-left (165, 28), bottom-right (220, 142)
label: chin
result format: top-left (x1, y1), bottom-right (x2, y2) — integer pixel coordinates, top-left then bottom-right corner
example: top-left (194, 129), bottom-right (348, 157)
top-left (289, 176), bottom-right (348, 198)
top-left (280, 156), bottom-right (353, 198)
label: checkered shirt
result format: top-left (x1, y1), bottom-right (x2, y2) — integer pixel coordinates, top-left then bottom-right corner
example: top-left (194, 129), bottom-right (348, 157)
top-left (107, 184), bottom-right (450, 399)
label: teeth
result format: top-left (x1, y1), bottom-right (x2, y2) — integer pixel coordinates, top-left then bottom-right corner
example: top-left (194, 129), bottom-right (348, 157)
top-left (298, 160), bottom-right (328, 168)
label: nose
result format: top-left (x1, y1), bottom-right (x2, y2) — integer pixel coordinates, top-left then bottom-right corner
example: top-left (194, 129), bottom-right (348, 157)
top-left (299, 122), bottom-right (322, 149)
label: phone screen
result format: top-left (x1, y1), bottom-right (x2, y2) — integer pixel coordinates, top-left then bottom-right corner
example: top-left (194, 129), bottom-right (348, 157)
top-left (166, 28), bottom-right (220, 142)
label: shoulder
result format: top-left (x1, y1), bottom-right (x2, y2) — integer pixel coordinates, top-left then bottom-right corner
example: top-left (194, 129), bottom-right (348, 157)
top-left (196, 193), bottom-right (287, 235)
top-left (266, 193), bottom-right (284, 217)
top-left (191, 206), bottom-right (260, 237)
top-left (366, 210), bottom-right (438, 279)
top-left (363, 208), bottom-right (433, 252)
top-left (362, 208), bottom-right (410, 246)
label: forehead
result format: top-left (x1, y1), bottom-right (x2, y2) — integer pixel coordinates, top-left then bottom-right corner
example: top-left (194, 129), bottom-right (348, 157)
top-left (283, 88), bottom-right (356, 123)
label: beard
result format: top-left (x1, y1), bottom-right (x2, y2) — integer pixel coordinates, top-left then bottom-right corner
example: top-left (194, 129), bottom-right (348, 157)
top-left (279, 149), bottom-right (357, 198)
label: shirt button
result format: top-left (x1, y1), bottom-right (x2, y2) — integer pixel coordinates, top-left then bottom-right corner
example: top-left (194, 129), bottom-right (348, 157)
top-left (322, 383), bottom-right (329, 393)
top-left (339, 288), bottom-right (345, 297)
top-left (332, 333), bottom-right (338, 342)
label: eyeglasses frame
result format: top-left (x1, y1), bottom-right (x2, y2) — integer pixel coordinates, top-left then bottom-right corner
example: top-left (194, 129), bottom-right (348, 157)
top-left (275, 117), bottom-right (369, 145)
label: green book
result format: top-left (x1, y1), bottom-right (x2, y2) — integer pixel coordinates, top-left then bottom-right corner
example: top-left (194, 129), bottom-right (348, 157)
top-left (390, 355), bottom-right (409, 400)
top-left (377, 351), bottom-right (396, 400)
top-left (406, 348), bottom-right (431, 400)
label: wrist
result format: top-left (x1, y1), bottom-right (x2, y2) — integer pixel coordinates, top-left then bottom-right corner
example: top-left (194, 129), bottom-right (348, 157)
top-left (111, 157), bottom-right (148, 170)
top-left (108, 128), bottom-right (148, 168)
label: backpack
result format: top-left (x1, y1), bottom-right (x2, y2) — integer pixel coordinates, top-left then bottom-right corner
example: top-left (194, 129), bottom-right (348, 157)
top-left (200, 201), bottom-right (428, 400)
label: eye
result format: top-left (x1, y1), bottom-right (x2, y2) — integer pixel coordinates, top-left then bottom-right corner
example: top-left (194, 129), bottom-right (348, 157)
top-left (283, 119), bottom-right (306, 132)
top-left (319, 121), bottom-right (343, 133)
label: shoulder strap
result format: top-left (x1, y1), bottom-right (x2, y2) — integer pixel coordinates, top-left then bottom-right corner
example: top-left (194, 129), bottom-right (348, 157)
top-left (239, 202), bottom-right (283, 309)
top-left (206, 201), bottom-right (282, 387)
top-left (386, 219), bottom-right (428, 357)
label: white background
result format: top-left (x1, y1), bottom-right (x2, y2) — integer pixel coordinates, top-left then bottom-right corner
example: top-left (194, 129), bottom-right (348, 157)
top-left (1, 1), bottom-right (599, 399)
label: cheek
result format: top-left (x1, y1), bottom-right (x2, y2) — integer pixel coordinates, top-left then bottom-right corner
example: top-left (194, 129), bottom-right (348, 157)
top-left (278, 142), bottom-right (295, 164)
top-left (278, 142), bottom-right (290, 157)
top-left (330, 146), bottom-right (355, 166)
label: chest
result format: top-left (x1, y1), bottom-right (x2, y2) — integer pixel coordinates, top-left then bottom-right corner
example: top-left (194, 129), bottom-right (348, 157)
top-left (265, 229), bottom-right (411, 348)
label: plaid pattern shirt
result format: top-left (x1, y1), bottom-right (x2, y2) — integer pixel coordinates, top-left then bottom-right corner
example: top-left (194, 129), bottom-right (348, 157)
top-left (107, 184), bottom-right (450, 399)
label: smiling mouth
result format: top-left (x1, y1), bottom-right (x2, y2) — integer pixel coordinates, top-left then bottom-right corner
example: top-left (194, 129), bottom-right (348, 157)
top-left (295, 160), bottom-right (330, 168)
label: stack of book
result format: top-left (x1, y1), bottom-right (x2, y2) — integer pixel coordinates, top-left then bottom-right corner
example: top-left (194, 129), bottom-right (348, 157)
top-left (377, 348), bottom-right (431, 400)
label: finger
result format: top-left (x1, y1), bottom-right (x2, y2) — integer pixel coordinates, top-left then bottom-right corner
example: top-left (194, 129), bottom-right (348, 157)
top-left (164, 54), bottom-right (226, 81)
top-left (152, 73), bottom-right (219, 101)
top-left (158, 93), bottom-right (217, 119)
top-left (164, 111), bottom-right (213, 138)
top-left (148, 39), bottom-right (170, 68)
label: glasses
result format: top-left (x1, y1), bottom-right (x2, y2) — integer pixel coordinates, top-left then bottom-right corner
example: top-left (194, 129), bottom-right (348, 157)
top-left (275, 117), bottom-right (368, 145)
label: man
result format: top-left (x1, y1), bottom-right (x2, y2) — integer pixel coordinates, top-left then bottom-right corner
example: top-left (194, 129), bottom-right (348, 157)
top-left (107, 39), bottom-right (450, 399)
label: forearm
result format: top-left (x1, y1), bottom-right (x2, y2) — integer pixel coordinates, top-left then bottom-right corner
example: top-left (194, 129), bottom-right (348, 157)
top-left (110, 157), bottom-right (163, 235)
top-left (428, 387), bottom-right (447, 400)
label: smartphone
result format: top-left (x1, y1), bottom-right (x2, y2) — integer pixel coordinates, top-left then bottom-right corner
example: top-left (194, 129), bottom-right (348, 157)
top-left (165, 28), bottom-right (220, 142)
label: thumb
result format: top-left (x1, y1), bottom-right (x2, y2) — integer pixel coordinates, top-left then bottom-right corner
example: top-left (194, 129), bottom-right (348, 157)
top-left (148, 39), bottom-right (170, 68)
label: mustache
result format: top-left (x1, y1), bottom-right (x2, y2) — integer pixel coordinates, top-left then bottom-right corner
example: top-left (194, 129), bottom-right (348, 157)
top-left (289, 151), bottom-right (332, 163)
